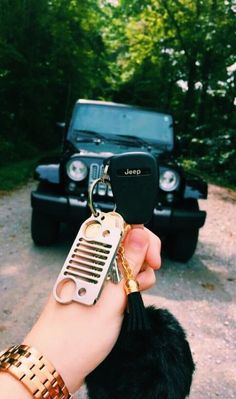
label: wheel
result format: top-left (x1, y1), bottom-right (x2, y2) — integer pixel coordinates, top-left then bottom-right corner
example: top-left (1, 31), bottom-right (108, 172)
top-left (31, 209), bottom-right (60, 245)
top-left (165, 228), bottom-right (199, 262)
top-left (165, 199), bottom-right (200, 262)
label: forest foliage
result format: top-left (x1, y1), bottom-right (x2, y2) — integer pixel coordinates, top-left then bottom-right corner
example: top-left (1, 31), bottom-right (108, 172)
top-left (0, 0), bottom-right (235, 185)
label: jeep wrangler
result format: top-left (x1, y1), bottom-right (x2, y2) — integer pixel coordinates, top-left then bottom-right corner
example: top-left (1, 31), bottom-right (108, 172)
top-left (31, 99), bottom-right (207, 262)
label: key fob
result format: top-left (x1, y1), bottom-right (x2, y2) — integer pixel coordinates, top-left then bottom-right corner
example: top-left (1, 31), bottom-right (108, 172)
top-left (106, 152), bottom-right (158, 224)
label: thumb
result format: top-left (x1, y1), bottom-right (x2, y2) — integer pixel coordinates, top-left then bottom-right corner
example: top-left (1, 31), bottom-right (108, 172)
top-left (122, 227), bottom-right (149, 276)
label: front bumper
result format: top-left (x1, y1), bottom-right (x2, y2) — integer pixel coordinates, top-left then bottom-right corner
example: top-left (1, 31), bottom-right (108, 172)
top-left (150, 206), bottom-right (206, 232)
top-left (31, 191), bottom-right (206, 232)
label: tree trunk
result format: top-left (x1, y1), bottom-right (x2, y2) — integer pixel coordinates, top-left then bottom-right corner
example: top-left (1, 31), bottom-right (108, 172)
top-left (182, 57), bottom-right (197, 131)
top-left (198, 51), bottom-right (212, 127)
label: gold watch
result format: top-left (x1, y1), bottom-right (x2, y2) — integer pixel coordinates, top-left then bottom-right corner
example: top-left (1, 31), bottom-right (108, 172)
top-left (0, 344), bottom-right (72, 399)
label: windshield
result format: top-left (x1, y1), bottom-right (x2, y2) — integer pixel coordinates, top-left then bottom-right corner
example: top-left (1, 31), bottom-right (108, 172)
top-left (68, 103), bottom-right (174, 149)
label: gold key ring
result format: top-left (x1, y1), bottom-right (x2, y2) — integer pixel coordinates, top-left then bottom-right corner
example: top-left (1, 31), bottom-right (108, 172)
top-left (88, 177), bottom-right (116, 216)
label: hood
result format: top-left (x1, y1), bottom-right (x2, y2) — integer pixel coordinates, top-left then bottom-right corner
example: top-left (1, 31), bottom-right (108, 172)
top-left (73, 141), bottom-right (163, 158)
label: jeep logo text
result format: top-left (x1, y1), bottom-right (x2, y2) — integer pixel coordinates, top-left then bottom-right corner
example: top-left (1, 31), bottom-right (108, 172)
top-left (124, 168), bottom-right (141, 175)
top-left (117, 168), bottom-right (151, 177)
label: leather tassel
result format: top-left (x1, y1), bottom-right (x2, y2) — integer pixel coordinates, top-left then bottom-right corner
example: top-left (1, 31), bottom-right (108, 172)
top-left (118, 245), bottom-right (150, 332)
top-left (122, 291), bottom-right (150, 332)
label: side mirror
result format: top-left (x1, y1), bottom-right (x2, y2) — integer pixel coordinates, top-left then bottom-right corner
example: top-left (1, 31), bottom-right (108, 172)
top-left (56, 122), bottom-right (67, 149)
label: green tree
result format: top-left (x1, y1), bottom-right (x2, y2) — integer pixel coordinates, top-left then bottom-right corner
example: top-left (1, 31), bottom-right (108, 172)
top-left (101, 0), bottom-right (235, 127)
top-left (100, 0), bottom-right (236, 183)
top-left (0, 0), bottom-right (108, 162)
top-left (0, 0), bottom-right (235, 184)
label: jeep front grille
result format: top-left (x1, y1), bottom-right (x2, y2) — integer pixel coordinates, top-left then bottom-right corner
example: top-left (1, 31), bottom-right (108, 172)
top-left (88, 162), bottom-right (113, 197)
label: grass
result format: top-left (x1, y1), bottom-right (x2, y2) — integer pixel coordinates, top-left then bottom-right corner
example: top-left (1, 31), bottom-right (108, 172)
top-left (0, 158), bottom-right (39, 193)
top-left (0, 147), bottom-right (61, 193)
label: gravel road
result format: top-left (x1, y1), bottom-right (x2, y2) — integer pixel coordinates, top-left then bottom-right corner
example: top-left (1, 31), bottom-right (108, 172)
top-left (0, 182), bottom-right (235, 398)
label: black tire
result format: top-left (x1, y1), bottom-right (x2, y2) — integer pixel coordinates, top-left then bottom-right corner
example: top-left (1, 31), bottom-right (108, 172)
top-left (31, 209), bottom-right (60, 245)
top-left (165, 228), bottom-right (199, 262)
top-left (165, 199), bottom-right (200, 262)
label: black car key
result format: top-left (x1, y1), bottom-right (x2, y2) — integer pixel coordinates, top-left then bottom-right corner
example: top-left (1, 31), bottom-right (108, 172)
top-left (106, 152), bottom-right (158, 224)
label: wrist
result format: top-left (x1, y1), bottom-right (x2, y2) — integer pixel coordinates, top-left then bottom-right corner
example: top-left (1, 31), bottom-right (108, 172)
top-left (0, 372), bottom-right (32, 399)
top-left (0, 344), bottom-right (72, 399)
top-left (23, 282), bottom-right (126, 393)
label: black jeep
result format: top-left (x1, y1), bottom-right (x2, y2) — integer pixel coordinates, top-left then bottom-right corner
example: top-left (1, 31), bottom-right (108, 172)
top-left (31, 99), bottom-right (207, 262)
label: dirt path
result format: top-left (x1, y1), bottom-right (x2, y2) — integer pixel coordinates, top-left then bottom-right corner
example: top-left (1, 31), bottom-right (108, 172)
top-left (0, 183), bottom-right (235, 398)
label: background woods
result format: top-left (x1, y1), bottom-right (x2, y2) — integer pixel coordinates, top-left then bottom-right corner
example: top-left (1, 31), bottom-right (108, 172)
top-left (0, 0), bottom-right (108, 160)
top-left (0, 0), bottom-right (235, 185)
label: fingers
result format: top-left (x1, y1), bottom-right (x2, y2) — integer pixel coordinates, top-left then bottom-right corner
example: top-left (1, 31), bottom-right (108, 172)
top-left (144, 228), bottom-right (162, 270)
top-left (98, 228), bottom-right (160, 316)
top-left (122, 228), bottom-right (149, 276)
top-left (136, 266), bottom-right (156, 291)
top-left (121, 226), bottom-right (161, 293)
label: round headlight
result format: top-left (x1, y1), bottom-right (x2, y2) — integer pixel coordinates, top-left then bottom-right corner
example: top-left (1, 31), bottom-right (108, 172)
top-left (159, 169), bottom-right (180, 192)
top-left (66, 159), bottom-right (88, 181)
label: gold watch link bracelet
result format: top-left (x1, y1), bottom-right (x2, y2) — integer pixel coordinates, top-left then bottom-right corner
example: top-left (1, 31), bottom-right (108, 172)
top-left (0, 344), bottom-right (72, 399)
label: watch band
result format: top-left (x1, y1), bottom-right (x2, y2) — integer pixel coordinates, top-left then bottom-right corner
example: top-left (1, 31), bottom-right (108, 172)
top-left (0, 344), bottom-right (72, 399)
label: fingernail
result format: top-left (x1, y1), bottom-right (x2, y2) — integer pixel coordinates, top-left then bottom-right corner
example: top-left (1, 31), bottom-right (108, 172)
top-left (127, 229), bottom-right (147, 249)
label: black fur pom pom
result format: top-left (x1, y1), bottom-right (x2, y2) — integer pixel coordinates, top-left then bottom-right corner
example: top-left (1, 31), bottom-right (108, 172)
top-left (86, 307), bottom-right (195, 399)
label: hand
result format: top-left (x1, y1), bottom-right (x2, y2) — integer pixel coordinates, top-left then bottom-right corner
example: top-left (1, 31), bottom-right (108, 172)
top-left (23, 226), bottom-right (161, 393)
